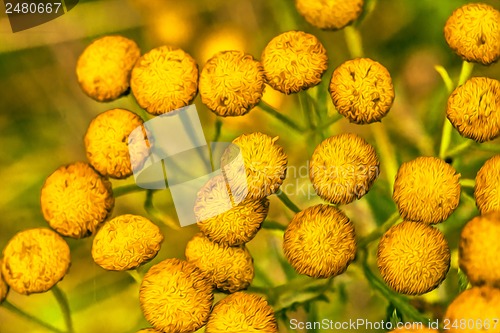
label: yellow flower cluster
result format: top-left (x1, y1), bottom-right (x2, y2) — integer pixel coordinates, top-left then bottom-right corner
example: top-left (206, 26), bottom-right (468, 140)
top-left (205, 292), bottom-right (278, 333)
top-left (446, 77), bottom-right (500, 143)
top-left (475, 155), bottom-right (500, 214)
top-left (76, 35), bottom-right (140, 102)
top-left (1, 228), bottom-right (70, 295)
top-left (92, 214), bottom-right (164, 271)
top-left (377, 222), bottom-right (450, 295)
top-left (185, 233), bottom-right (254, 293)
top-left (295, 0), bottom-right (364, 30)
top-left (283, 204), bottom-right (357, 278)
top-left (199, 50), bottom-right (265, 117)
top-left (444, 3), bottom-right (500, 65)
top-left (330, 58), bottom-right (395, 124)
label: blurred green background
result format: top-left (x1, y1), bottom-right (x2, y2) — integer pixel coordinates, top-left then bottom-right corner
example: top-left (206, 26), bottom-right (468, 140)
top-left (0, 0), bottom-right (499, 332)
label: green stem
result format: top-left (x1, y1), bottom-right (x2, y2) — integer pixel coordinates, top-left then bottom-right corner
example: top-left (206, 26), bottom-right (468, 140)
top-left (474, 143), bottom-right (500, 153)
top-left (314, 113), bottom-right (344, 131)
top-left (434, 66), bottom-right (454, 94)
top-left (51, 285), bottom-right (74, 333)
top-left (457, 61), bottom-right (474, 86)
top-left (2, 300), bottom-right (65, 333)
top-left (459, 179), bottom-right (475, 188)
top-left (113, 184), bottom-right (148, 197)
top-left (212, 118), bottom-right (223, 142)
top-left (144, 190), bottom-right (180, 230)
top-left (262, 219), bottom-right (287, 231)
top-left (275, 191), bottom-right (301, 213)
top-left (299, 92), bottom-right (314, 130)
top-left (447, 140), bottom-right (473, 157)
top-left (461, 191), bottom-right (476, 206)
top-left (372, 124), bottom-right (398, 192)
top-left (358, 211), bottom-right (400, 248)
top-left (344, 26), bottom-right (364, 58)
top-left (126, 270), bottom-right (143, 284)
top-left (258, 101), bottom-right (306, 133)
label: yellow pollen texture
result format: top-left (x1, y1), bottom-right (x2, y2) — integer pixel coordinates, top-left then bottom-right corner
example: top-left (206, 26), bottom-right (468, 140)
top-left (475, 155), bottom-right (500, 214)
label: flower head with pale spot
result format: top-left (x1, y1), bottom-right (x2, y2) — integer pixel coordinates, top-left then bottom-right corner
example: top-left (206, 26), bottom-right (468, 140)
top-left (377, 222), bottom-right (450, 295)
top-left (283, 204), bottom-right (357, 278)
top-left (393, 157), bottom-right (461, 224)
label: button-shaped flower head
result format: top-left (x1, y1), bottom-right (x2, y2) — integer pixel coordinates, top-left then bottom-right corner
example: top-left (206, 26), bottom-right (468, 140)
top-left (1, 228), bottom-right (70, 295)
top-left (199, 50), bottom-right (265, 117)
top-left (393, 157), bottom-right (461, 224)
top-left (0, 260), bottom-right (8, 303)
top-left (310, 133), bottom-right (379, 205)
top-left (131, 46), bottom-right (198, 115)
top-left (330, 58), bottom-right (395, 124)
top-left (76, 35), bottom-right (140, 102)
top-left (475, 155), bottom-right (500, 214)
top-left (92, 214), bottom-right (163, 271)
top-left (447, 77), bottom-right (500, 143)
top-left (85, 108), bottom-right (149, 179)
top-left (261, 31), bottom-right (328, 94)
top-left (139, 258), bottom-right (213, 333)
top-left (222, 132), bottom-right (288, 200)
top-left (283, 204), bottom-right (357, 278)
top-left (195, 175), bottom-right (269, 246)
top-left (444, 3), bottom-right (500, 65)
top-left (377, 222), bottom-right (450, 295)
top-left (205, 292), bottom-right (278, 333)
top-left (459, 211), bottom-right (500, 288)
top-left (295, 0), bottom-right (364, 30)
top-left (41, 162), bottom-right (115, 238)
top-left (444, 286), bottom-right (500, 333)
top-left (185, 233), bottom-right (254, 293)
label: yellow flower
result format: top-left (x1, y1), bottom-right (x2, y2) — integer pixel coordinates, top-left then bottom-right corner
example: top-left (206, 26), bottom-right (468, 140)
top-left (199, 50), bottom-right (265, 117)
top-left (309, 133), bottom-right (379, 205)
top-left (459, 211), bottom-right (500, 287)
top-left (195, 175), bottom-right (269, 246)
top-left (444, 286), bottom-right (500, 333)
top-left (185, 233), bottom-right (254, 293)
top-left (131, 46), bottom-right (198, 115)
top-left (377, 222), bottom-right (450, 295)
top-left (283, 204), bottom-right (357, 278)
top-left (85, 108), bottom-right (149, 179)
top-left (447, 77), bottom-right (500, 143)
top-left (205, 292), bottom-right (278, 333)
top-left (0, 260), bottom-right (8, 303)
top-left (92, 214), bottom-right (163, 271)
top-left (444, 3), bottom-right (500, 65)
top-left (135, 329), bottom-right (162, 333)
top-left (1, 228), bottom-right (71, 295)
top-left (221, 132), bottom-right (288, 200)
top-left (41, 162), bottom-right (115, 238)
top-left (140, 258), bottom-right (213, 333)
top-left (393, 157), bottom-right (461, 224)
top-left (330, 58), bottom-right (395, 124)
top-left (475, 155), bottom-right (500, 214)
top-left (261, 31), bottom-right (328, 94)
top-left (295, 0), bottom-right (364, 30)
top-left (76, 35), bottom-right (140, 102)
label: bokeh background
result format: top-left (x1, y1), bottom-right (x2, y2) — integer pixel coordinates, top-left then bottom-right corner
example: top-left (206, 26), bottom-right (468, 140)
top-left (0, 0), bottom-right (499, 332)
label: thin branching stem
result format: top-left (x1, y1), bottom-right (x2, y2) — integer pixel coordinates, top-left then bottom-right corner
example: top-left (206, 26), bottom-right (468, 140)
top-left (52, 285), bottom-right (74, 333)
top-left (258, 101), bottom-right (306, 132)
top-left (2, 300), bottom-right (65, 333)
top-left (275, 191), bottom-right (301, 214)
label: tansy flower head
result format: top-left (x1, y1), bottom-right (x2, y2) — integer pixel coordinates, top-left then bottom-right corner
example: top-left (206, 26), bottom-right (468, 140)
top-left (205, 292), bottom-right (278, 333)
top-left (0, 260), bottom-right (8, 303)
top-left (444, 286), bottom-right (500, 333)
top-left (393, 157), bottom-right (461, 224)
top-left (131, 46), bottom-right (198, 115)
top-left (41, 162), bottom-right (115, 238)
top-left (295, 0), bottom-right (364, 30)
top-left (221, 132), bottom-right (288, 200)
top-left (330, 58), bottom-right (395, 124)
top-left (199, 50), bottom-right (265, 117)
top-left (76, 35), bottom-right (140, 102)
top-left (475, 155), bottom-right (500, 214)
top-left (1, 228), bottom-right (70, 295)
top-left (140, 258), bottom-right (213, 333)
top-left (447, 77), bottom-right (500, 143)
top-left (283, 204), bottom-right (357, 278)
top-left (444, 3), bottom-right (500, 65)
top-left (261, 31), bottom-right (328, 94)
top-left (459, 211), bottom-right (500, 287)
top-left (309, 133), bottom-right (379, 205)
top-left (185, 233), bottom-right (254, 293)
top-left (85, 108), bottom-right (149, 179)
top-left (92, 214), bottom-right (163, 271)
top-left (377, 222), bottom-right (450, 296)
top-left (195, 175), bottom-right (269, 246)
